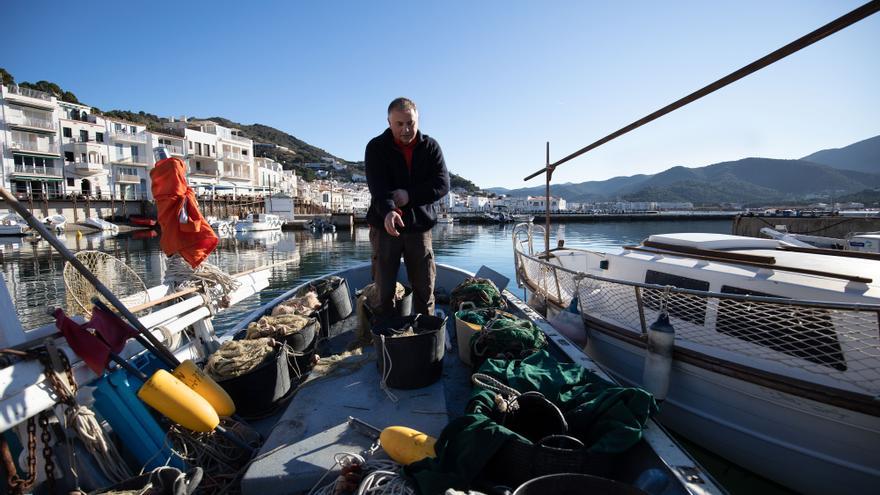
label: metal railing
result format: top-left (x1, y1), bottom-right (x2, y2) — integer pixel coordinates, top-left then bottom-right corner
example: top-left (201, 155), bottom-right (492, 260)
top-left (73, 162), bottom-right (106, 172)
top-left (5, 85), bottom-right (53, 101)
top-left (13, 163), bottom-right (63, 176)
top-left (110, 131), bottom-right (147, 143)
top-left (8, 141), bottom-right (60, 155)
top-left (221, 151), bottom-right (247, 161)
top-left (115, 173), bottom-right (140, 183)
top-left (222, 169), bottom-right (252, 180)
top-left (113, 155), bottom-right (150, 166)
top-left (162, 144), bottom-right (185, 155)
top-left (226, 134), bottom-right (250, 143)
top-left (9, 115), bottom-right (56, 131)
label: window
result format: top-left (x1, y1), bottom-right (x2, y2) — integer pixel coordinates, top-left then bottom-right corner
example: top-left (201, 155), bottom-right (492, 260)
top-left (130, 125), bottom-right (136, 134)
top-left (131, 145), bottom-right (139, 160)
top-left (242, 149), bottom-right (248, 156)
top-left (643, 270), bottom-right (709, 325)
top-left (195, 143), bottom-right (202, 156)
top-left (188, 141), bottom-right (193, 150)
top-left (196, 161), bottom-right (202, 171)
top-left (80, 130), bottom-right (88, 142)
top-left (81, 153), bottom-right (87, 162)
top-left (211, 145), bottom-right (216, 155)
top-left (116, 143), bottom-right (124, 156)
top-left (96, 132), bottom-right (104, 143)
top-left (63, 127), bottom-right (72, 138)
top-left (64, 152), bottom-right (74, 162)
top-left (67, 178), bottom-right (74, 187)
top-left (716, 286), bottom-right (845, 371)
top-left (115, 123), bottom-right (123, 132)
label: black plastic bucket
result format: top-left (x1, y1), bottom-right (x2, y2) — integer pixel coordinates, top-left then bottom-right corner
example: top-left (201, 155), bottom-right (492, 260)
top-left (311, 277), bottom-right (354, 324)
top-left (287, 338), bottom-right (318, 381)
top-left (484, 434), bottom-right (619, 487)
top-left (359, 284), bottom-right (414, 322)
top-left (281, 316), bottom-right (320, 352)
top-left (216, 347), bottom-right (291, 418)
top-left (513, 473), bottom-right (648, 495)
top-left (371, 314), bottom-right (446, 389)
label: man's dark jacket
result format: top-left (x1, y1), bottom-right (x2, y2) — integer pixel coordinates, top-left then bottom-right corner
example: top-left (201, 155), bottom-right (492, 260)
top-left (365, 129), bottom-right (450, 233)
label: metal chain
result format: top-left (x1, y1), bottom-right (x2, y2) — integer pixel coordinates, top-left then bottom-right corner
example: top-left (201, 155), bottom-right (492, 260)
top-left (0, 416), bottom-right (37, 494)
top-left (38, 412), bottom-right (56, 493)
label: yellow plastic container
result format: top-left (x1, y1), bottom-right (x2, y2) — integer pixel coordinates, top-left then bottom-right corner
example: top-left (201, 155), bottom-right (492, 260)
top-left (380, 426), bottom-right (437, 465)
top-left (172, 359), bottom-right (236, 417)
top-left (137, 369), bottom-right (220, 432)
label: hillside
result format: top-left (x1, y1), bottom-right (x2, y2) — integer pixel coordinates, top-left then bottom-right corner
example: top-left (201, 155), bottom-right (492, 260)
top-left (801, 135), bottom-right (880, 174)
top-left (494, 136), bottom-right (880, 205)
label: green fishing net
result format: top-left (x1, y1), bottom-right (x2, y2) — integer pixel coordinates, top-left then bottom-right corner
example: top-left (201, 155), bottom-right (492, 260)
top-left (450, 277), bottom-right (507, 312)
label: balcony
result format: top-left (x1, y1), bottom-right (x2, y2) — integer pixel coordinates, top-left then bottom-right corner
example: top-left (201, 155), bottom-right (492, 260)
top-left (110, 131), bottom-right (147, 143)
top-left (222, 169), bottom-right (253, 181)
top-left (4, 85), bottom-right (55, 109)
top-left (114, 173), bottom-right (140, 184)
top-left (72, 162), bottom-right (106, 176)
top-left (225, 133), bottom-right (250, 144)
top-left (8, 115), bottom-right (57, 133)
top-left (112, 155), bottom-right (150, 167)
top-left (221, 151), bottom-right (249, 162)
top-left (161, 144), bottom-right (185, 156)
top-left (13, 163), bottom-right (63, 177)
top-left (7, 141), bottom-right (60, 156)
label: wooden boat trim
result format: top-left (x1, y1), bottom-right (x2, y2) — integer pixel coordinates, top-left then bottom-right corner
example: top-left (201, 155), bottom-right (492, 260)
top-left (777, 244), bottom-right (880, 261)
top-left (642, 239), bottom-right (778, 264)
top-left (624, 245), bottom-right (873, 284)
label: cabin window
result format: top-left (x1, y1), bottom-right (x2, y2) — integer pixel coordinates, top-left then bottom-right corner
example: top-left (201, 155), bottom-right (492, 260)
top-left (717, 286), bottom-right (845, 371)
top-left (643, 270), bottom-right (709, 325)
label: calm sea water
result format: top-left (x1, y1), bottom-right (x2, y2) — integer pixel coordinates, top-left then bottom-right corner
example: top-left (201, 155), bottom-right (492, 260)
top-left (0, 219), bottom-right (731, 333)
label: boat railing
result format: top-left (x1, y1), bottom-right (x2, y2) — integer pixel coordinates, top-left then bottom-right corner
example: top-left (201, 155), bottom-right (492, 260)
top-left (512, 223), bottom-right (880, 398)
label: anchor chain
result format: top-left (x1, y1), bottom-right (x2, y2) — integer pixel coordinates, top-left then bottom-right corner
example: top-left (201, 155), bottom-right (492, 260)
top-left (0, 416), bottom-right (37, 494)
top-left (38, 411), bottom-right (56, 493)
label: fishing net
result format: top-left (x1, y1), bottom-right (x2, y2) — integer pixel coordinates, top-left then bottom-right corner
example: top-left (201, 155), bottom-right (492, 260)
top-left (246, 314), bottom-right (315, 339)
top-left (63, 250), bottom-right (149, 317)
top-left (204, 338), bottom-right (275, 379)
top-left (451, 277), bottom-right (507, 312)
top-left (513, 231), bottom-right (880, 397)
top-left (468, 311), bottom-right (547, 368)
top-left (270, 291), bottom-right (321, 316)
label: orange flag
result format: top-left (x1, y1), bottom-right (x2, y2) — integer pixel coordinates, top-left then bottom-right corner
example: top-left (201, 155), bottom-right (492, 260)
top-left (150, 157), bottom-right (218, 268)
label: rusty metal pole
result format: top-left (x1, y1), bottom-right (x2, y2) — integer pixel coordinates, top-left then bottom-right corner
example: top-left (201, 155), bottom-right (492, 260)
top-left (544, 142), bottom-right (551, 257)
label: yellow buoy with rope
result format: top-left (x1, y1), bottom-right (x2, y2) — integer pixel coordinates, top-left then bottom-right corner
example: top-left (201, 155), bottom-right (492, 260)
top-left (172, 359), bottom-right (236, 417)
top-left (379, 426), bottom-right (437, 465)
top-left (137, 369), bottom-right (220, 432)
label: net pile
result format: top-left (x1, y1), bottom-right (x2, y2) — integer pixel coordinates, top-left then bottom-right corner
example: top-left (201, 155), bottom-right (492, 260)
top-left (246, 313), bottom-right (315, 339)
top-left (204, 338), bottom-right (275, 379)
top-left (450, 277), bottom-right (506, 311)
top-left (270, 291), bottom-right (321, 316)
top-left (513, 236), bottom-right (880, 396)
top-left (63, 250), bottom-right (149, 317)
top-left (464, 310), bottom-right (548, 368)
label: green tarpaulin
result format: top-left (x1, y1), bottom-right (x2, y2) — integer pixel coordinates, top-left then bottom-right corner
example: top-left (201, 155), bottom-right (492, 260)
top-left (406, 350), bottom-right (658, 494)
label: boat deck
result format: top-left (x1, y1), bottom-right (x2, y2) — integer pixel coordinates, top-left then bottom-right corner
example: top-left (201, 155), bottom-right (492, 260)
top-left (242, 308), bottom-right (473, 494)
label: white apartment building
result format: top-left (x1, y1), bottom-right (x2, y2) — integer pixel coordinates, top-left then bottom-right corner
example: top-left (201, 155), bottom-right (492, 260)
top-left (0, 85), bottom-right (63, 199)
top-left (254, 156), bottom-right (284, 195)
top-left (58, 101), bottom-right (110, 199)
top-left (106, 118), bottom-right (151, 200)
top-left (526, 195), bottom-right (567, 212)
top-left (167, 120), bottom-right (255, 197)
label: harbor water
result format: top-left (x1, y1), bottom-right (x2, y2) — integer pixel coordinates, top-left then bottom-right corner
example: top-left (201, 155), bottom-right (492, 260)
top-left (0, 219), bottom-right (731, 333)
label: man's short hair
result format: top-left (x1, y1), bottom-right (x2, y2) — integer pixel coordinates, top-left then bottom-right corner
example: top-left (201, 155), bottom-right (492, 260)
top-left (388, 97), bottom-right (417, 115)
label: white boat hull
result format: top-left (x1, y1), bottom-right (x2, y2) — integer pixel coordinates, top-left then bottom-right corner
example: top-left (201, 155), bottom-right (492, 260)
top-left (235, 222), bottom-right (281, 232)
top-left (583, 325), bottom-right (879, 495)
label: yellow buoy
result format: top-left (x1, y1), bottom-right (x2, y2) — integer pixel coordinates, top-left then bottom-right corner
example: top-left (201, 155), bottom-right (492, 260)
top-left (171, 359), bottom-right (236, 417)
top-left (137, 369), bottom-right (219, 432)
top-left (379, 426), bottom-right (437, 465)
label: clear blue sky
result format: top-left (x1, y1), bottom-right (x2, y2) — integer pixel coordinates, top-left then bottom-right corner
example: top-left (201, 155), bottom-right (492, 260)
top-left (4, 0), bottom-right (878, 189)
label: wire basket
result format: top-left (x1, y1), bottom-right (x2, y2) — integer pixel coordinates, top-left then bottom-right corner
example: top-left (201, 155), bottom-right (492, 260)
top-left (63, 250), bottom-right (150, 317)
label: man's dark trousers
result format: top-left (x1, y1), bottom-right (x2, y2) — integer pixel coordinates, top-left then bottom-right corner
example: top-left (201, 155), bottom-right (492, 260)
top-left (370, 227), bottom-right (435, 318)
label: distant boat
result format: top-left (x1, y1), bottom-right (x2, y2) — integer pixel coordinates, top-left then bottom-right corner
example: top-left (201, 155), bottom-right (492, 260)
top-left (83, 217), bottom-right (119, 234)
top-left (209, 218), bottom-right (234, 236)
top-left (437, 212), bottom-right (454, 224)
top-left (129, 215), bottom-right (157, 228)
top-left (235, 213), bottom-right (282, 232)
top-left (307, 218), bottom-right (336, 233)
top-left (0, 214), bottom-right (31, 236)
top-left (42, 214), bottom-right (67, 233)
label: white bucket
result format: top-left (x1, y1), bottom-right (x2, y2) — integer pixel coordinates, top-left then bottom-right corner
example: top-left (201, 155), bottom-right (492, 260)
top-left (455, 302), bottom-right (481, 366)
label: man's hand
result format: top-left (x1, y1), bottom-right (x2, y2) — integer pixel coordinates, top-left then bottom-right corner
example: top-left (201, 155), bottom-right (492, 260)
top-left (384, 210), bottom-right (405, 236)
top-left (392, 189), bottom-right (409, 207)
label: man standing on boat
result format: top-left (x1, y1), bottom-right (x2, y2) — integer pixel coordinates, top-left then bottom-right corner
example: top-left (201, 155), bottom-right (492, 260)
top-left (365, 97), bottom-right (450, 318)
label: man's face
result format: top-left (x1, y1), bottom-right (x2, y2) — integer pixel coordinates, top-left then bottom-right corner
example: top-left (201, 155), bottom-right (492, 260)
top-left (388, 108), bottom-right (419, 145)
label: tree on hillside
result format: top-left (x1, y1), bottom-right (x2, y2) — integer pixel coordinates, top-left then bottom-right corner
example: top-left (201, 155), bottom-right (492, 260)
top-left (0, 68), bottom-right (13, 86)
top-left (61, 91), bottom-right (80, 103)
